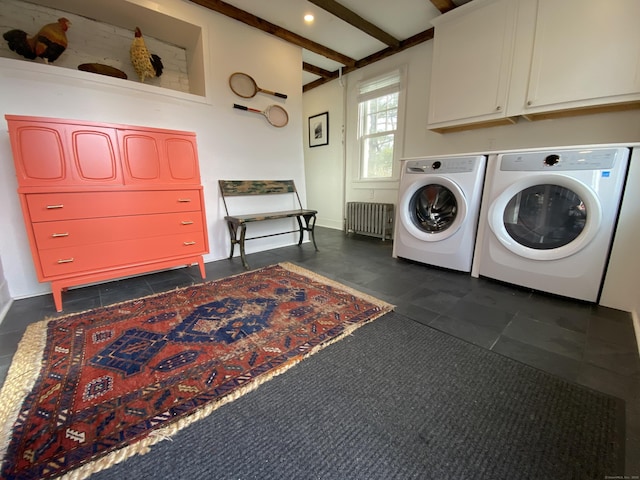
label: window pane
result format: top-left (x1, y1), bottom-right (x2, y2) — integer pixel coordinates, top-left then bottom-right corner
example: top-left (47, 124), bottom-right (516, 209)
top-left (357, 68), bottom-right (403, 181)
top-left (363, 134), bottom-right (394, 178)
top-left (363, 94), bottom-right (398, 135)
top-left (358, 71), bottom-right (401, 95)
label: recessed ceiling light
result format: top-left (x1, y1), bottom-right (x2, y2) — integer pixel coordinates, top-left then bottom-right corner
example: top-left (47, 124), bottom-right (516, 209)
top-left (304, 14), bottom-right (314, 23)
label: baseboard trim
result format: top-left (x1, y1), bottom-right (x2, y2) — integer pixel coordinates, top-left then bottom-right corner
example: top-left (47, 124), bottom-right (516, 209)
top-left (0, 298), bottom-right (13, 327)
top-left (316, 220), bottom-right (343, 231)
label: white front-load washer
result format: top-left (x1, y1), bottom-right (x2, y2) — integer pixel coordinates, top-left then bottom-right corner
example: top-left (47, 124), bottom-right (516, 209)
top-left (473, 147), bottom-right (630, 302)
top-left (393, 155), bottom-right (487, 272)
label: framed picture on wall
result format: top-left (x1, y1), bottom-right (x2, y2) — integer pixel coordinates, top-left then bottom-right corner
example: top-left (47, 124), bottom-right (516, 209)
top-left (308, 112), bottom-right (329, 147)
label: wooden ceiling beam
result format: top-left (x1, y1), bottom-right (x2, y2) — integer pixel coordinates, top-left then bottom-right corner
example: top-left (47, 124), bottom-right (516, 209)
top-left (308, 0), bottom-right (400, 48)
top-left (303, 62), bottom-right (336, 78)
top-left (303, 27), bottom-right (435, 92)
top-left (429, 0), bottom-right (457, 14)
top-left (189, 0), bottom-right (357, 67)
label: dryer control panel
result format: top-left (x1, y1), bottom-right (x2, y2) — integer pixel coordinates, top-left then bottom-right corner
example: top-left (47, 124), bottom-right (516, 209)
top-left (500, 148), bottom-right (624, 171)
top-left (405, 156), bottom-right (483, 174)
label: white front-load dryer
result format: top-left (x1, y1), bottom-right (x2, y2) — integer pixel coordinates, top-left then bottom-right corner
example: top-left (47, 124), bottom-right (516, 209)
top-left (393, 155), bottom-right (487, 272)
top-left (473, 147), bottom-right (630, 302)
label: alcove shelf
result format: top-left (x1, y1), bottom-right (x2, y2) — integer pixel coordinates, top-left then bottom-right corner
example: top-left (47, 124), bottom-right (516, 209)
top-left (1, 0), bottom-right (207, 99)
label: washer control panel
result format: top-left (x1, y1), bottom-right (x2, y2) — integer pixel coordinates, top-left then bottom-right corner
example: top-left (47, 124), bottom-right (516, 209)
top-left (500, 148), bottom-right (623, 171)
top-left (404, 156), bottom-right (482, 174)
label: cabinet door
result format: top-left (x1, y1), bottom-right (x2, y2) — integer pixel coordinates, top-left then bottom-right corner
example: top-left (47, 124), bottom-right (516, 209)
top-left (7, 121), bottom-right (68, 187)
top-left (526, 0), bottom-right (640, 111)
top-left (119, 130), bottom-right (200, 185)
top-left (68, 126), bottom-right (121, 184)
top-left (7, 120), bottom-right (122, 187)
top-left (427, 0), bottom-right (518, 130)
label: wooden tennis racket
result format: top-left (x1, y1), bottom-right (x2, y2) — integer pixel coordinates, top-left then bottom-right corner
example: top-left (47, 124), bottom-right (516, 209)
top-left (233, 103), bottom-right (289, 127)
top-left (229, 72), bottom-right (288, 99)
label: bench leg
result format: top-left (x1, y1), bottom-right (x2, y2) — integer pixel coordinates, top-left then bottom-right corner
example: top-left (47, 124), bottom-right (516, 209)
top-left (298, 214), bottom-right (318, 251)
top-left (226, 221), bottom-right (250, 269)
top-left (308, 214), bottom-right (318, 251)
top-left (238, 224), bottom-right (249, 269)
top-left (226, 221), bottom-right (237, 259)
top-left (296, 216), bottom-right (304, 246)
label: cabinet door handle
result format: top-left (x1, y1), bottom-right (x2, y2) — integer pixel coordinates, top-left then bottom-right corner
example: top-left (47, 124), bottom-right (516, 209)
top-left (47, 204), bottom-right (64, 209)
top-left (496, 106), bottom-right (502, 111)
top-left (181, 221), bottom-right (194, 225)
top-left (57, 258), bottom-right (75, 264)
top-left (178, 198), bottom-right (192, 203)
top-left (183, 241), bottom-right (196, 246)
top-left (51, 232), bottom-right (70, 237)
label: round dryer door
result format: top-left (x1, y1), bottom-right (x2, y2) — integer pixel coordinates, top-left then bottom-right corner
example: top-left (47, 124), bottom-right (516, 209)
top-left (399, 176), bottom-right (467, 242)
top-left (488, 174), bottom-right (602, 260)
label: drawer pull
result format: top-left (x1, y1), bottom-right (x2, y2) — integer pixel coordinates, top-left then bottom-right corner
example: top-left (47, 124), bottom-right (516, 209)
top-left (46, 204), bottom-right (64, 209)
top-left (51, 232), bottom-right (70, 238)
top-left (183, 241), bottom-right (196, 246)
top-left (178, 198), bottom-right (192, 203)
top-left (181, 221), bottom-right (194, 225)
top-left (57, 258), bottom-right (75, 264)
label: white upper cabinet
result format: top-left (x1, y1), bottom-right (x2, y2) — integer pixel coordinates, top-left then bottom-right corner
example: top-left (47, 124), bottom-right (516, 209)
top-left (524, 0), bottom-right (640, 115)
top-left (427, 0), bottom-right (518, 132)
top-left (427, 0), bottom-right (640, 132)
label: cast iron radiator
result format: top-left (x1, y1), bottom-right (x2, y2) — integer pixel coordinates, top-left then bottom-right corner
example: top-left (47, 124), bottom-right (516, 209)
top-left (345, 202), bottom-right (394, 241)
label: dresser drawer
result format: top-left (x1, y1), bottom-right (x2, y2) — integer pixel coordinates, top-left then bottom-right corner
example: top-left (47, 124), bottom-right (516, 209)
top-left (37, 231), bottom-right (207, 278)
top-left (25, 190), bottom-right (203, 222)
top-left (32, 212), bottom-right (204, 250)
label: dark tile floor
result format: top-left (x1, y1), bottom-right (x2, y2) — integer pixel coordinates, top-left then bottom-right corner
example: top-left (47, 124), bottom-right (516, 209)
top-left (1, 227), bottom-right (639, 474)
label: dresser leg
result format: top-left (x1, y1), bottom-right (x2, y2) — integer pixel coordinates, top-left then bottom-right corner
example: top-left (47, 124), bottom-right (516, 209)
top-left (52, 284), bottom-right (63, 312)
top-left (197, 258), bottom-right (206, 279)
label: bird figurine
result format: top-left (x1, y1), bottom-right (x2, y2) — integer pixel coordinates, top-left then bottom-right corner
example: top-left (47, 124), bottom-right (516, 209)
top-left (130, 27), bottom-right (163, 83)
top-left (3, 17), bottom-right (71, 64)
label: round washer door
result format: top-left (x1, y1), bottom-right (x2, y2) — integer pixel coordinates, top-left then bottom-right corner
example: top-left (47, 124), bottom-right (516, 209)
top-left (399, 176), bottom-right (468, 242)
top-left (488, 174), bottom-right (602, 261)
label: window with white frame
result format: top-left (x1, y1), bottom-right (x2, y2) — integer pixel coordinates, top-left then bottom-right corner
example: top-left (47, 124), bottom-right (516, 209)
top-left (357, 69), bottom-right (404, 180)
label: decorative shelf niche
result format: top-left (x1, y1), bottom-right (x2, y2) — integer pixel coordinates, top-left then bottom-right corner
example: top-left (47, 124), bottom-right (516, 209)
top-left (0, 0), bottom-right (206, 98)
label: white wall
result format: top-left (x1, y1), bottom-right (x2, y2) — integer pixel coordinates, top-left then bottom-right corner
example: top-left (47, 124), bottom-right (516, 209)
top-left (600, 149), bottom-right (640, 353)
top-left (303, 80), bottom-right (345, 230)
top-left (600, 149), bottom-right (640, 314)
top-left (0, 0), bottom-right (306, 300)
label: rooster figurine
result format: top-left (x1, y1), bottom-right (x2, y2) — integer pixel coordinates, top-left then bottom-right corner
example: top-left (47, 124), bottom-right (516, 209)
top-left (130, 27), bottom-right (163, 83)
top-left (3, 17), bottom-right (71, 64)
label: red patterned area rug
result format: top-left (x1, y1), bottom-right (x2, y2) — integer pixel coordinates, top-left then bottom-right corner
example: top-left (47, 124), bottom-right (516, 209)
top-left (0, 263), bottom-right (393, 479)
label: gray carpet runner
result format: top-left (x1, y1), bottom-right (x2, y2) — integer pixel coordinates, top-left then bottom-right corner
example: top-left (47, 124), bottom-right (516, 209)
top-left (92, 311), bottom-right (624, 479)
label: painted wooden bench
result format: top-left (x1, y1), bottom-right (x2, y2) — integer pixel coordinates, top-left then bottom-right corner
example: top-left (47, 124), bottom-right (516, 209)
top-left (219, 180), bottom-right (318, 269)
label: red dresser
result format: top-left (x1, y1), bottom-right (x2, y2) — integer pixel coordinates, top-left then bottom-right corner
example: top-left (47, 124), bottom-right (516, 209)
top-left (5, 115), bottom-right (209, 311)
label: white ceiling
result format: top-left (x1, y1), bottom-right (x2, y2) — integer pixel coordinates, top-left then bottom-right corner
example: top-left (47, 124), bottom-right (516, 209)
top-left (220, 0), bottom-right (473, 85)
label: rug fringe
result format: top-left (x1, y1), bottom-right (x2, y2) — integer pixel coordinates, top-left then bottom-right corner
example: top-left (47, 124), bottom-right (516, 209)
top-left (277, 262), bottom-right (395, 311)
top-left (0, 319), bottom-right (49, 466)
top-left (0, 262), bottom-right (394, 480)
